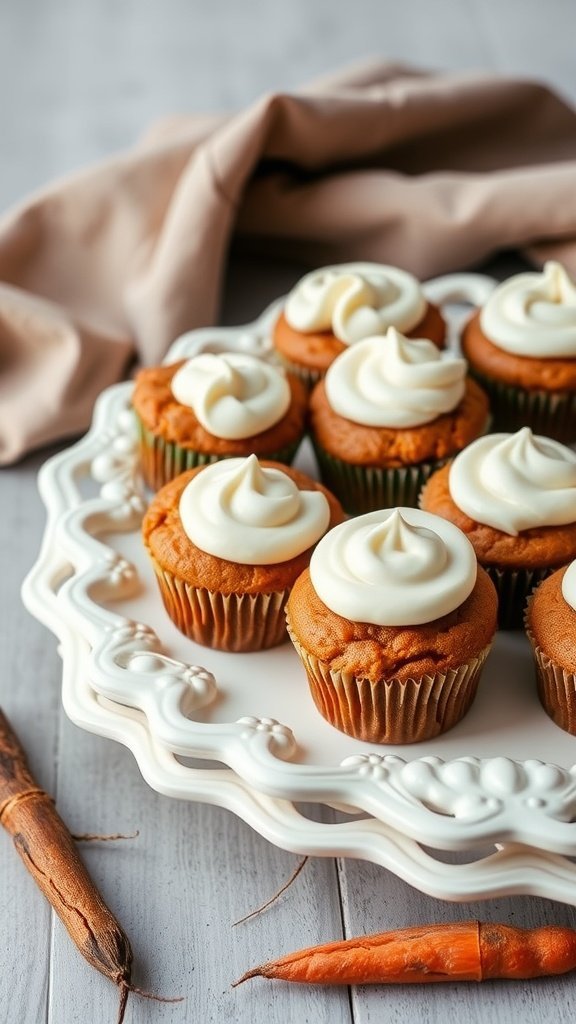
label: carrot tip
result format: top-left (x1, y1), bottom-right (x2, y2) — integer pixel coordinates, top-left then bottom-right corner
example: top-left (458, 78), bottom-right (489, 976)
top-left (231, 968), bottom-right (266, 987)
top-left (117, 983), bottom-right (129, 1024)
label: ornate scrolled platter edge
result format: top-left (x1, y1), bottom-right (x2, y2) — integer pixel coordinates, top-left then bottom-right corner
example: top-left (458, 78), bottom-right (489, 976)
top-left (21, 273), bottom-right (576, 876)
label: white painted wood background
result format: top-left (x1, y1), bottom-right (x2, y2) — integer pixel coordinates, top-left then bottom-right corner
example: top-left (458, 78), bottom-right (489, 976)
top-left (2, 1), bottom-right (576, 1022)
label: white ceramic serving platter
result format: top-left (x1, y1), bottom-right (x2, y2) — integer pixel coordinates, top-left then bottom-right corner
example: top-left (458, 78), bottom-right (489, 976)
top-left (22, 275), bottom-right (576, 905)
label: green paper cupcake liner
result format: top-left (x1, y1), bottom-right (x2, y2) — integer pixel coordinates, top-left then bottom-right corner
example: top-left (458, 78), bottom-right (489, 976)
top-left (135, 413), bottom-right (302, 492)
top-left (484, 564), bottom-right (553, 630)
top-left (525, 619), bottom-right (576, 735)
top-left (468, 369), bottom-right (576, 444)
top-left (286, 615), bottom-right (491, 744)
top-left (275, 352), bottom-right (324, 390)
top-left (153, 560), bottom-right (291, 652)
top-left (312, 442), bottom-right (446, 514)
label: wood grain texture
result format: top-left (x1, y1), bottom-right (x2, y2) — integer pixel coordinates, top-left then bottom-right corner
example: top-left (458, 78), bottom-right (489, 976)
top-left (339, 852), bottom-right (576, 1022)
top-left (0, 451), bottom-right (62, 1024)
top-left (3, 2), bottom-right (576, 1022)
top-left (49, 729), bottom-right (349, 1024)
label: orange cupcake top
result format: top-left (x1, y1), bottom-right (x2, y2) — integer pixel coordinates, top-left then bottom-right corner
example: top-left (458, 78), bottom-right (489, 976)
top-left (309, 375), bottom-right (488, 467)
top-left (133, 357), bottom-right (308, 455)
top-left (421, 462), bottom-right (576, 570)
top-left (462, 311), bottom-right (576, 391)
top-left (526, 565), bottom-right (576, 674)
top-left (143, 460), bottom-right (345, 594)
top-left (287, 566), bottom-right (497, 683)
top-left (275, 301), bottom-right (446, 374)
top-left (273, 262), bottom-right (446, 374)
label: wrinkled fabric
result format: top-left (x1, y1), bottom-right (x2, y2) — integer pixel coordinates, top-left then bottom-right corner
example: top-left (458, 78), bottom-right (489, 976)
top-left (2, 61), bottom-right (576, 464)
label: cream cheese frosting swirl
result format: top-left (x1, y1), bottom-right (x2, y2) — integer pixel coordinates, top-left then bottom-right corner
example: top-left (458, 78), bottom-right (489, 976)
top-left (561, 560), bottom-right (576, 612)
top-left (449, 428), bottom-right (576, 536)
top-left (324, 328), bottom-right (466, 427)
top-left (309, 507), bottom-right (476, 625)
top-left (171, 352), bottom-right (291, 439)
top-left (480, 261), bottom-right (576, 357)
top-left (284, 262), bottom-right (427, 345)
top-left (179, 455), bottom-right (330, 564)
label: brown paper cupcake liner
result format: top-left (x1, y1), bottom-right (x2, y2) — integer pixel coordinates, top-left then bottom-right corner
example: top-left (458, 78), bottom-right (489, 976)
top-left (312, 442), bottom-right (446, 514)
top-left (136, 414), bottom-right (302, 492)
top-left (468, 369), bottom-right (576, 444)
top-left (151, 560), bottom-right (292, 652)
top-left (286, 616), bottom-right (491, 744)
top-left (484, 565), bottom-right (553, 630)
top-left (525, 620), bottom-right (576, 735)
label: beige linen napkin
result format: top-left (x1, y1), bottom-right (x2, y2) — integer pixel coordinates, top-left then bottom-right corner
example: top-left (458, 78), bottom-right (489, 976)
top-left (2, 61), bottom-right (576, 465)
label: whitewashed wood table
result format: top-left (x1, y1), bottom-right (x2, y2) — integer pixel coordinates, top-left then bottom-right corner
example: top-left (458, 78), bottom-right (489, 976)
top-left (3, 2), bottom-right (576, 1022)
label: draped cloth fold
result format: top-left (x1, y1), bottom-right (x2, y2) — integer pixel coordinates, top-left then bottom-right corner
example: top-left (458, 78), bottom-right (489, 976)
top-left (2, 61), bottom-right (576, 464)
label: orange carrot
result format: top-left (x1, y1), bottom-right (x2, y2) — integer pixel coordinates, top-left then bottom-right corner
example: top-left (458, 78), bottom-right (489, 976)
top-left (234, 921), bottom-right (576, 986)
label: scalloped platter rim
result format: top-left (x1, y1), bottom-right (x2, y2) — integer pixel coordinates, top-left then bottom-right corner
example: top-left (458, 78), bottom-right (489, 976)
top-left (21, 274), bottom-right (576, 904)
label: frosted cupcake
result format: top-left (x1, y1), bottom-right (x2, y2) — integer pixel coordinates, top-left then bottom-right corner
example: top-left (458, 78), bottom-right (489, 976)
top-left (526, 561), bottom-right (576, 734)
top-left (273, 262), bottom-right (446, 386)
top-left (309, 328), bottom-right (489, 514)
top-left (420, 427), bottom-right (576, 628)
top-left (286, 508), bottom-right (497, 744)
top-left (142, 455), bottom-right (344, 652)
top-left (133, 351), bottom-right (308, 490)
top-left (462, 261), bottom-right (576, 442)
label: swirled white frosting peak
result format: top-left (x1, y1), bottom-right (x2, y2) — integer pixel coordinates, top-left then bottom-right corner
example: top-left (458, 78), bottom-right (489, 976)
top-left (284, 262), bottom-right (427, 345)
top-left (179, 455), bottom-right (331, 564)
top-left (324, 328), bottom-right (466, 427)
top-left (562, 560), bottom-right (576, 612)
top-left (170, 352), bottom-right (290, 439)
top-left (449, 428), bottom-right (576, 536)
top-left (309, 508), bottom-right (477, 625)
top-left (480, 261), bottom-right (576, 357)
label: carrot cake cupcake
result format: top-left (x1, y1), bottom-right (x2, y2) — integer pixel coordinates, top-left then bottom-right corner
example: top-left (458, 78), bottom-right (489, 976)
top-left (526, 561), bottom-right (576, 735)
top-left (286, 507), bottom-right (497, 744)
top-left (308, 327), bottom-right (489, 514)
top-left (133, 351), bottom-right (308, 490)
top-left (273, 262), bottom-right (446, 386)
top-left (420, 427), bottom-right (576, 628)
top-left (142, 455), bottom-right (344, 652)
top-left (462, 261), bottom-right (576, 442)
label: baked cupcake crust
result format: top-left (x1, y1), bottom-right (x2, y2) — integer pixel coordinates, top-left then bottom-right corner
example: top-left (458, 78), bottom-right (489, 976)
top-left (421, 463), bottom-right (576, 569)
top-left (286, 566), bottom-right (497, 683)
top-left (462, 311), bottom-right (576, 391)
top-left (133, 359), bottom-right (308, 455)
top-left (526, 566), bottom-right (576, 674)
top-left (273, 301), bottom-right (446, 374)
top-left (142, 462), bottom-right (345, 594)
top-left (309, 377), bottom-right (489, 467)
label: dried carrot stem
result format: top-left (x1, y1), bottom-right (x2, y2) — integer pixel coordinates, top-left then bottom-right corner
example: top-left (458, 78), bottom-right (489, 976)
top-left (234, 920), bottom-right (576, 987)
top-left (0, 709), bottom-right (133, 1021)
top-left (233, 858), bottom-right (309, 926)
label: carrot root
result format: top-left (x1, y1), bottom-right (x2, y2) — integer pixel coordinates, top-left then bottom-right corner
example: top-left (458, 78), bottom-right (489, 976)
top-left (0, 710), bottom-right (134, 1004)
top-left (236, 921), bottom-right (576, 987)
top-left (234, 922), bottom-right (482, 986)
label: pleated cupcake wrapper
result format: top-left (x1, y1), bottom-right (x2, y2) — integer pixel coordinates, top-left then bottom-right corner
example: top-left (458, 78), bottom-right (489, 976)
top-left (287, 617), bottom-right (491, 744)
top-left (469, 369), bottom-right (576, 444)
top-left (275, 353), bottom-right (324, 390)
top-left (135, 413), bottom-right (302, 492)
top-left (525, 620), bottom-right (576, 736)
top-left (484, 564), bottom-right (553, 630)
top-left (152, 560), bottom-right (291, 652)
top-left (312, 442), bottom-right (446, 514)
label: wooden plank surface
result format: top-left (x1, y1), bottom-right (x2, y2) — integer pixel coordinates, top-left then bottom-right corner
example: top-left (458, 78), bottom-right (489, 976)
top-left (2, 2), bottom-right (576, 1023)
